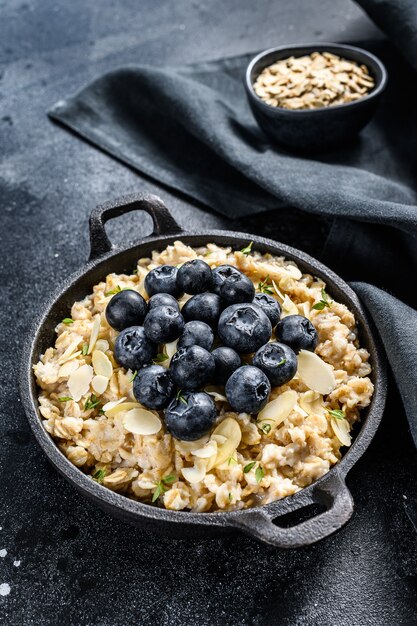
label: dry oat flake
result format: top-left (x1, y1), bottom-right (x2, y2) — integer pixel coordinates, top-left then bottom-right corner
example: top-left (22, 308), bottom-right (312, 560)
top-left (34, 241), bottom-right (373, 512)
top-left (253, 51), bottom-right (375, 110)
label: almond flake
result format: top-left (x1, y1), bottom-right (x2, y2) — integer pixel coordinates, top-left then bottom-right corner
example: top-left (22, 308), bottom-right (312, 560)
top-left (91, 374), bottom-right (109, 395)
top-left (59, 350), bottom-right (82, 365)
top-left (165, 339), bottom-right (178, 363)
top-left (92, 350), bottom-right (113, 378)
top-left (210, 418), bottom-right (242, 469)
top-left (68, 364), bottom-right (93, 402)
top-left (95, 339), bottom-right (109, 352)
top-left (102, 397), bottom-right (127, 412)
top-left (257, 390), bottom-right (298, 433)
top-left (285, 265), bottom-right (302, 280)
top-left (297, 350), bottom-right (336, 395)
top-left (57, 336), bottom-right (82, 364)
top-left (87, 315), bottom-right (101, 355)
top-left (105, 401), bottom-right (141, 418)
top-left (204, 385), bottom-right (228, 402)
top-left (59, 360), bottom-right (79, 378)
top-left (281, 295), bottom-right (299, 317)
top-left (192, 440), bottom-right (218, 459)
top-left (181, 459), bottom-right (207, 484)
top-left (330, 415), bottom-right (352, 447)
top-left (123, 408), bottom-right (162, 435)
top-left (176, 436), bottom-right (209, 453)
top-left (299, 390), bottom-right (326, 416)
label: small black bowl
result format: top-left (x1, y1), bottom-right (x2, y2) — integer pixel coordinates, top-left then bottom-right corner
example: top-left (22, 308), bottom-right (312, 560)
top-left (245, 43), bottom-right (387, 151)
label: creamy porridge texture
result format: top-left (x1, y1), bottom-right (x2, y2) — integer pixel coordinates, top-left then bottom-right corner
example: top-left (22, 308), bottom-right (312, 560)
top-left (34, 241), bottom-right (374, 512)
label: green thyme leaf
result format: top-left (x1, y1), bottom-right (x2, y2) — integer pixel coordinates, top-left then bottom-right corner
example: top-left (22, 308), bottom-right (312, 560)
top-left (255, 465), bottom-right (265, 483)
top-left (277, 358), bottom-right (286, 366)
top-left (105, 285), bottom-right (122, 297)
top-left (243, 461), bottom-right (256, 473)
top-left (261, 423), bottom-right (272, 434)
top-left (62, 318), bottom-right (74, 325)
top-left (82, 343), bottom-right (89, 356)
top-left (98, 409), bottom-right (105, 415)
top-left (58, 396), bottom-right (72, 402)
top-left (312, 288), bottom-right (332, 311)
top-left (176, 389), bottom-right (188, 405)
top-left (240, 241), bottom-right (253, 256)
top-left (129, 370), bottom-right (138, 382)
top-left (92, 468), bottom-right (107, 483)
top-left (328, 409), bottom-right (345, 420)
top-left (132, 268), bottom-right (138, 274)
top-left (258, 275), bottom-right (274, 295)
top-left (228, 492), bottom-right (233, 502)
top-left (84, 394), bottom-right (101, 411)
top-left (152, 474), bottom-right (177, 502)
top-left (228, 455), bottom-right (237, 466)
top-left (154, 353), bottom-right (169, 363)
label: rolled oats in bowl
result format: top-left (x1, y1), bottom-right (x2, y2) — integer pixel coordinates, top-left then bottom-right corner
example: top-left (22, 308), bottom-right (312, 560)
top-left (253, 51), bottom-right (375, 110)
top-left (34, 241), bottom-right (374, 512)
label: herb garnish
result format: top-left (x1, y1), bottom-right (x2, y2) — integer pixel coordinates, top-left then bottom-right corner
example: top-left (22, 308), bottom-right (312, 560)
top-left (312, 288), bottom-right (332, 311)
top-left (154, 353), bottom-right (169, 364)
top-left (105, 285), bottom-right (122, 297)
top-left (228, 455), bottom-right (237, 466)
top-left (58, 396), bottom-right (72, 402)
top-left (240, 241), bottom-right (253, 256)
top-left (84, 394), bottom-right (101, 411)
top-left (129, 370), bottom-right (138, 382)
top-left (82, 343), bottom-right (89, 356)
top-left (260, 423), bottom-right (272, 435)
top-left (328, 409), bottom-right (345, 420)
top-left (277, 358), bottom-right (286, 366)
top-left (243, 461), bottom-right (256, 473)
top-left (152, 474), bottom-right (176, 502)
top-left (62, 318), bottom-right (74, 325)
top-left (258, 275), bottom-right (274, 295)
top-left (176, 389), bottom-right (188, 405)
top-left (255, 465), bottom-right (265, 483)
top-left (92, 468), bottom-right (107, 484)
top-left (228, 492), bottom-right (233, 502)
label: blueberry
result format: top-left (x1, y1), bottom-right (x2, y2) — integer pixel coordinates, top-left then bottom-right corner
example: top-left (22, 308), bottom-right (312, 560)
top-left (114, 326), bottom-right (156, 370)
top-left (275, 315), bottom-right (318, 353)
top-left (144, 305), bottom-right (184, 344)
top-left (177, 321), bottom-right (214, 351)
top-left (170, 345), bottom-right (215, 391)
top-left (211, 347), bottom-right (241, 384)
top-left (177, 259), bottom-right (213, 294)
top-left (133, 365), bottom-right (174, 410)
top-left (253, 342), bottom-right (297, 386)
top-left (252, 293), bottom-right (281, 328)
top-left (147, 293), bottom-right (179, 312)
top-left (164, 391), bottom-right (217, 441)
top-left (144, 265), bottom-right (182, 298)
top-left (218, 303), bottom-right (272, 354)
top-left (105, 289), bottom-right (147, 331)
top-left (220, 273), bottom-right (255, 305)
top-left (212, 265), bottom-right (242, 295)
top-left (182, 292), bottom-right (222, 328)
top-left (225, 366), bottom-right (271, 414)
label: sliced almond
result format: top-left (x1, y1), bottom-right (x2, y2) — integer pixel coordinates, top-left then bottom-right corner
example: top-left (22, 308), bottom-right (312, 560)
top-left (68, 364), bottom-right (93, 402)
top-left (57, 335), bottom-right (83, 364)
top-left (95, 339), bottom-right (109, 352)
top-left (330, 416), bottom-right (352, 447)
top-left (92, 374), bottom-right (109, 395)
top-left (123, 408), bottom-right (162, 435)
top-left (59, 359), bottom-right (79, 378)
top-left (92, 350), bottom-right (113, 378)
top-left (204, 385), bottom-right (227, 402)
top-left (272, 280), bottom-right (285, 302)
top-left (299, 390), bottom-right (326, 415)
top-left (211, 434), bottom-right (227, 445)
top-left (59, 350), bottom-right (82, 365)
top-left (281, 295), bottom-right (299, 317)
top-left (176, 436), bottom-right (209, 453)
top-left (105, 401), bottom-right (141, 418)
top-left (87, 314), bottom-right (101, 355)
top-left (298, 302), bottom-right (311, 318)
top-left (102, 397), bottom-right (127, 412)
top-left (257, 390), bottom-right (298, 433)
top-left (285, 264), bottom-right (302, 280)
top-left (297, 350), bottom-right (336, 395)
top-left (181, 459), bottom-right (207, 484)
top-left (165, 339), bottom-right (178, 363)
top-left (210, 418), bottom-right (241, 469)
top-left (192, 440), bottom-right (218, 459)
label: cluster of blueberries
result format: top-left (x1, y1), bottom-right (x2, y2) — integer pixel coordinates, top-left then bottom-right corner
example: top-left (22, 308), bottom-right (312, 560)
top-left (106, 259), bottom-right (318, 441)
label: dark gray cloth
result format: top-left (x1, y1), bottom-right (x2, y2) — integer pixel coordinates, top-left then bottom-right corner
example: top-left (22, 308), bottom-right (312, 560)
top-left (48, 7), bottom-right (417, 447)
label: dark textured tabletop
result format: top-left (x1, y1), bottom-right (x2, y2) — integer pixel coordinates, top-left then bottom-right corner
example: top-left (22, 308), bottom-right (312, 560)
top-left (1, 1), bottom-right (417, 624)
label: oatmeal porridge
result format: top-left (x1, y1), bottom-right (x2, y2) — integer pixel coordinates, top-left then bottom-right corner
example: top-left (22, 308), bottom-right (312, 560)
top-left (34, 241), bottom-right (373, 512)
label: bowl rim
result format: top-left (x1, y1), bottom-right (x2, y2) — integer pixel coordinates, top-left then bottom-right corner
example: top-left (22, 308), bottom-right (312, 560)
top-left (245, 41), bottom-right (388, 115)
top-left (20, 228), bottom-right (387, 530)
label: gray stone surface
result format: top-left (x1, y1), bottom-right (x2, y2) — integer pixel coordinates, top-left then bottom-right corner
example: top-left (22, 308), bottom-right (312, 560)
top-left (1, 0), bottom-right (416, 624)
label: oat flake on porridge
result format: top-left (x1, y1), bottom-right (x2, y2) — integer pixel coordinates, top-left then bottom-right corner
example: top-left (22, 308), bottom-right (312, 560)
top-left (34, 241), bottom-right (373, 512)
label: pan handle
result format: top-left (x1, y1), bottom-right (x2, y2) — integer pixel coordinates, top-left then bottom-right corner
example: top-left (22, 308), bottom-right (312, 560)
top-left (231, 472), bottom-right (353, 548)
top-left (88, 192), bottom-right (183, 261)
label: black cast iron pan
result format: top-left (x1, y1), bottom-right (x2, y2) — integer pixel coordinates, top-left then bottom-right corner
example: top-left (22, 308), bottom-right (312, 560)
top-left (20, 192), bottom-right (387, 548)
